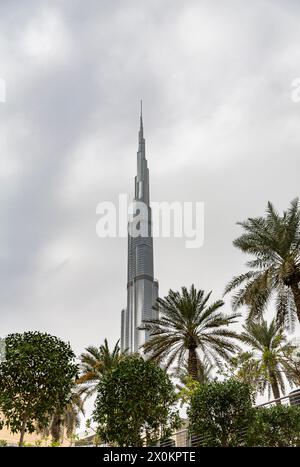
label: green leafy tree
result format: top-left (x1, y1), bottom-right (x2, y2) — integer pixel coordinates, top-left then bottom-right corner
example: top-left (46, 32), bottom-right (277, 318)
top-left (239, 319), bottom-right (295, 400)
top-left (250, 405), bottom-right (300, 446)
top-left (177, 377), bottom-right (201, 407)
top-left (93, 355), bottom-right (180, 447)
top-left (0, 332), bottom-right (78, 446)
top-left (188, 379), bottom-right (254, 447)
top-left (143, 285), bottom-right (240, 379)
top-left (225, 199), bottom-right (300, 327)
top-left (77, 339), bottom-right (123, 400)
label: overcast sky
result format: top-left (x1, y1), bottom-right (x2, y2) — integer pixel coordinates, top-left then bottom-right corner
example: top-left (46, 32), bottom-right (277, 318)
top-left (1, 0), bottom-right (300, 362)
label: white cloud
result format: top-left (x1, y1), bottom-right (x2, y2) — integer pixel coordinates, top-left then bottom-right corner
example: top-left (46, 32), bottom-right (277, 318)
top-left (21, 7), bottom-right (70, 62)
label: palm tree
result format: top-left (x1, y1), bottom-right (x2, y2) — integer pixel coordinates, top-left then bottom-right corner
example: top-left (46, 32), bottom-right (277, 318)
top-left (223, 351), bottom-right (264, 395)
top-left (40, 390), bottom-right (85, 445)
top-left (283, 347), bottom-right (300, 387)
top-left (142, 285), bottom-right (240, 380)
top-left (225, 199), bottom-right (300, 328)
top-left (77, 339), bottom-right (123, 400)
top-left (239, 319), bottom-right (295, 400)
top-left (173, 357), bottom-right (213, 388)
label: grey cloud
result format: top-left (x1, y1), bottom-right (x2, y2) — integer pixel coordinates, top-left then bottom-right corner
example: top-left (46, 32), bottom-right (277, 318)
top-left (0, 0), bottom-right (300, 364)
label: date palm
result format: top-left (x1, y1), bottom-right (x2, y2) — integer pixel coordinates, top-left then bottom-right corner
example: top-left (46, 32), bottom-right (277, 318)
top-left (239, 319), bottom-right (295, 401)
top-left (222, 351), bottom-right (264, 396)
top-left (77, 339), bottom-right (123, 400)
top-left (225, 199), bottom-right (300, 328)
top-left (283, 348), bottom-right (300, 387)
top-left (50, 390), bottom-right (85, 444)
top-left (173, 357), bottom-right (213, 388)
top-left (38, 390), bottom-right (85, 445)
top-left (142, 285), bottom-right (240, 380)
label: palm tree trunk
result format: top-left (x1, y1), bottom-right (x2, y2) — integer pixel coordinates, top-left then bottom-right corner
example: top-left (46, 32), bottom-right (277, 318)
top-left (269, 370), bottom-right (281, 404)
top-left (188, 348), bottom-right (198, 380)
top-left (291, 283), bottom-right (300, 323)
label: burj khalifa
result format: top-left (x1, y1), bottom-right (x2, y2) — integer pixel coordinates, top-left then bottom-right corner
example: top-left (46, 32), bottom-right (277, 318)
top-left (120, 105), bottom-right (159, 354)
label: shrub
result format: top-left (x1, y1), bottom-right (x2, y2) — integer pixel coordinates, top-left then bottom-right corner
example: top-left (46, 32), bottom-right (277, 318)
top-left (188, 379), bottom-right (254, 446)
top-left (93, 355), bottom-right (180, 447)
top-left (250, 404), bottom-right (300, 447)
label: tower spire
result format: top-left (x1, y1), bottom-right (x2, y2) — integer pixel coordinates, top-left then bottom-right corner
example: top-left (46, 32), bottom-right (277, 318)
top-left (138, 99), bottom-right (144, 149)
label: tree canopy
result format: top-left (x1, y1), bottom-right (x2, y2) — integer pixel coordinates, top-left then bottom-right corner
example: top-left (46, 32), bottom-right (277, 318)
top-left (225, 199), bottom-right (300, 328)
top-left (188, 379), bottom-right (254, 447)
top-left (93, 355), bottom-right (180, 447)
top-left (143, 285), bottom-right (240, 379)
top-left (0, 331), bottom-right (78, 446)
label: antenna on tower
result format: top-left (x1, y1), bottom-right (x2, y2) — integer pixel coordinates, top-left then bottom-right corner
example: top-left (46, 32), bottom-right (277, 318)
top-left (140, 99), bottom-right (143, 126)
top-left (139, 100), bottom-right (144, 143)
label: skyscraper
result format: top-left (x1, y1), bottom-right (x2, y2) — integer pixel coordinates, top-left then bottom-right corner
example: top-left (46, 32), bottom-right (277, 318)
top-left (120, 105), bottom-right (159, 354)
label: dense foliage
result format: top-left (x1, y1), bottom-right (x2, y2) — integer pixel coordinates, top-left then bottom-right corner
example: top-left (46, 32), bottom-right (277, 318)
top-left (188, 378), bottom-right (300, 447)
top-left (188, 379), bottom-right (254, 447)
top-left (93, 355), bottom-right (180, 446)
top-left (0, 332), bottom-right (78, 446)
top-left (250, 405), bottom-right (300, 447)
